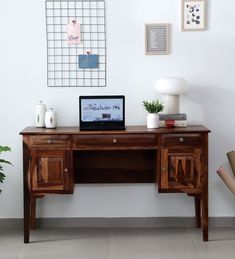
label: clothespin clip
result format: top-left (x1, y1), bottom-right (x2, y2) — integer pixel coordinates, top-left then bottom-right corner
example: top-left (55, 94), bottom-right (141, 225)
top-left (86, 50), bottom-right (90, 55)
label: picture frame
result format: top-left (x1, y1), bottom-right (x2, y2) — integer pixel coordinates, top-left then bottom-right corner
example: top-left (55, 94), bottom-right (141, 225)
top-left (145, 23), bottom-right (170, 55)
top-left (181, 0), bottom-right (206, 31)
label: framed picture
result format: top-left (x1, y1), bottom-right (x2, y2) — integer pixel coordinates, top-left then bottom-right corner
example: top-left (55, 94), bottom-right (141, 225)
top-left (145, 23), bottom-right (170, 55)
top-left (181, 0), bottom-right (206, 31)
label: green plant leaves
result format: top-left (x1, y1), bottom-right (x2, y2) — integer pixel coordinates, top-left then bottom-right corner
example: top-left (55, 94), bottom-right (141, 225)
top-left (0, 146), bottom-right (12, 192)
top-left (0, 146), bottom-right (11, 153)
top-left (0, 172), bottom-right (6, 183)
top-left (0, 159), bottom-right (12, 165)
top-left (143, 100), bottom-right (164, 113)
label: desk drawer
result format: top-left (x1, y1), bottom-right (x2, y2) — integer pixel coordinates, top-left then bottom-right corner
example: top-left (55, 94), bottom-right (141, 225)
top-left (160, 134), bottom-right (202, 146)
top-left (73, 134), bottom-right (157, 149)
top-left (30, 135), bottom-right (70, 148)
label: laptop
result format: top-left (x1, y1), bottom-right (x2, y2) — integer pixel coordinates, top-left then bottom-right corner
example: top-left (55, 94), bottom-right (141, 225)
top-left (79, 95), bottom-right (126, 130)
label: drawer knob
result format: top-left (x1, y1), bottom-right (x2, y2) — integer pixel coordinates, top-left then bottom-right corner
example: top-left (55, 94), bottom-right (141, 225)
top-left (64, 168), bottom-right (68, 173)
top-left (113, 138), bottom-right (117, 143)
top-left (161, 168), bottom-right (166, 173)
top-left (179, 137), bottom-right (184, 143)
top-left (47, 139), bottom-right (53, 144)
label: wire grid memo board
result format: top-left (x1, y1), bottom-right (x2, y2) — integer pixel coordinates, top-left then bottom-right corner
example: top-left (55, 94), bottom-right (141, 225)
top-left (45, 0), bottom-right (106, 87)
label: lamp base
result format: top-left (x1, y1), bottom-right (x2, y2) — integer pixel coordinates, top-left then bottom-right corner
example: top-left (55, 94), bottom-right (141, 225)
top-left (165, 95), bottom-right (180, 114)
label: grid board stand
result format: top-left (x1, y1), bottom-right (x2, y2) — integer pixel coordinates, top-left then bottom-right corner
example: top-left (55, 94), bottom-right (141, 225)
top-left (45, 0), bottom-right (106, 87)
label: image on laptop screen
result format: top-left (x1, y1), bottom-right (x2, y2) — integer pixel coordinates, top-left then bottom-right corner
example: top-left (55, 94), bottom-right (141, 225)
top-left (79, 96), bottom-right (125, 130)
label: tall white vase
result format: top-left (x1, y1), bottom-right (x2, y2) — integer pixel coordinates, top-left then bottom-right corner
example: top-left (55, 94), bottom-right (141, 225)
top-left (147, 113), bottom-right (160, 129)
top-left (35, 100), bottom-right (47, 128)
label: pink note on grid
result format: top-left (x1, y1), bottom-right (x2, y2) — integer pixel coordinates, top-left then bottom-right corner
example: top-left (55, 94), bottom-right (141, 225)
top-left (67, 20), bottom-right (81, 45)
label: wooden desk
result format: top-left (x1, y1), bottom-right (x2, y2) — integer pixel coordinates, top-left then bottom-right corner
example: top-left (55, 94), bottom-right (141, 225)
top-left (20, 125), bottom-right (210, 243)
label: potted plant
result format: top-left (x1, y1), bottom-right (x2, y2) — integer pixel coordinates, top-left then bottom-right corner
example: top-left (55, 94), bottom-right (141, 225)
top-left (0, 146), bottom-right (12, 193)
top-left (143, 100), bottom-right (164, 128)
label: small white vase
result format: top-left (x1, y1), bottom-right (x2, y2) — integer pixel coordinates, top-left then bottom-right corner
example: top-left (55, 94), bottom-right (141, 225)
top-left (35, 100), bottom-right (47, 128)
top-left (147, 113), bottom-right (160, 129)
top-left (45, 108), bottom-right (57, 129)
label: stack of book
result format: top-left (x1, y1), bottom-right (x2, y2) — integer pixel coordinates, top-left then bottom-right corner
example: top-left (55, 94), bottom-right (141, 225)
top-left (159, 113), bottom-right (187, 128)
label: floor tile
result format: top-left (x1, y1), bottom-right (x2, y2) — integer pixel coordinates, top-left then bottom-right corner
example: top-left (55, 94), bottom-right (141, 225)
top-left (1, 227), bottom-right (235, 259)
top-left (108, 228), bottom-right (200, 259)
top-left (19, 228), bottom-right (109, 259)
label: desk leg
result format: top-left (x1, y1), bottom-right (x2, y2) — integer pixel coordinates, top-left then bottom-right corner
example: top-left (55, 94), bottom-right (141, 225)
top-left (23, 141), bottom-right (30, 243)
top-left (201, 133), bottom-right (209, 241)
top-left (194, 196), bottom-right (201, 228)
top-left (31, 198), bottom-right (36, 230)
top-left (201, 191), bottom-right (208, 241)
top-left (24, 194), bottom-right (30, 243)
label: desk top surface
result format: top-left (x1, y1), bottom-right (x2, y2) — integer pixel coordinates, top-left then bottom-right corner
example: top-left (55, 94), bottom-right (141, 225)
top-left (20, 125), bottom-right (211, 135)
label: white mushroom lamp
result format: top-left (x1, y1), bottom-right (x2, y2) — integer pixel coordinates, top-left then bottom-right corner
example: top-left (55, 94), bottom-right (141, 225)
top-left (155, 77), bottom-right (188, 114)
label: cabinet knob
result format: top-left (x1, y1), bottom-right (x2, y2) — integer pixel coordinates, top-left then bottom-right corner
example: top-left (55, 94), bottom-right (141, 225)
top-left (47, 139), bottom-right (53, 144)
top-left (64, 168), bottom-right (68, 173)
top-left (179, 137), bottom-right (184, 143)
top-left (161, 168), bottom-right (166, 173)
top-left (113, 138), bottom-right (117, 143)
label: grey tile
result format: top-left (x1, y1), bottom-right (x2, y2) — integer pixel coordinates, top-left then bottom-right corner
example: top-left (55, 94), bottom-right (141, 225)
top-left (0, 229), bottom-right (24, 259)
top-left (19, 228), bottom-right (109, 259)
top-left (187, 227), bottom-right (235, 259)
top-left (108, 228), bottom-right (201, 259)
top-left (1, 227), bottom-right (235, 259)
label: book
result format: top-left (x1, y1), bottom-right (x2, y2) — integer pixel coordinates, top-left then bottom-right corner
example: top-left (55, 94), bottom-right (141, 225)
top-left (217, 166), bottom-right (235, 195)
top-left (159, 120), bottom-right (187, 128)
top-left (227, 151), bottom-right (235, 176)
top-left (159, 113), bottom-right (187, 121)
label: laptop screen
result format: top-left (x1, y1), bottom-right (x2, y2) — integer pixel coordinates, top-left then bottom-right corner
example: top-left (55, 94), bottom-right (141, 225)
top-left (79, 95), bottom-right (125, 130)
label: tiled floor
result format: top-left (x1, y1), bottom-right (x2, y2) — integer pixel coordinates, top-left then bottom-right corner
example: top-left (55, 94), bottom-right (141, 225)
top-left (1, 227), bottom-right (235, 259)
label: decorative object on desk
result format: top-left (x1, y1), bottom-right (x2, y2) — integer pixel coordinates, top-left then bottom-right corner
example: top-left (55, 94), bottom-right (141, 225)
top-left (181, 0), bottom-right (206, 31)
top-left (159, 113), bottom-right (187, 121)
top-left (227, 151), bottom-right (235, 176)
top-left (35, 100), bottom-right (47, 128)
top-left (78, 51), bottom-right (99, 69)
top-left (0, 145), bottom-right (12, 193)
top-left (145, 23), bottom-right (170, 55)
top-left (143, 100), bottom-right (164, 129)
top-left (67, 19), bottom-right (81, 45)
top-left (217, 166), bottom-right (235, 195)
top-left (45, 108), bottom-right (57, 129)
top-left (159, 113), bottom-right (187, 128)
top-left (155, 77), bottom-right (188, 114)
top-left (159, 120), bottom-right (187, 128)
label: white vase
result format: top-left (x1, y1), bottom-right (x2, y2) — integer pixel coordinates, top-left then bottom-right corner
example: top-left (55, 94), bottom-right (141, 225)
top-left (45, 108), bottom-right (57, 129)
top-left (147, 113), bottom-right (160, 129)
top-left (35, 100), bottom-right (47, 128)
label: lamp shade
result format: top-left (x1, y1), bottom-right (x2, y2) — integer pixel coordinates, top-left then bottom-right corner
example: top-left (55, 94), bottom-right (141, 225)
top-left (155, 77), bottom-right (188, 114)
top-left (155, 77), bottom-right (188, 95)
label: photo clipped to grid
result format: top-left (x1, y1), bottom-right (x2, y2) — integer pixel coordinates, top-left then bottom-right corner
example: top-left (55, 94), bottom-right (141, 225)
top-left (45, 0), bottom-right (106, 87)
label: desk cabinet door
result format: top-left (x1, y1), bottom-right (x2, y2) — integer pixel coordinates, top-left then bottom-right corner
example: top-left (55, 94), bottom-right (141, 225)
top-left (159, 148), bottom-right (202, 192)
top-left (30, 150), bottom-right (73, 193)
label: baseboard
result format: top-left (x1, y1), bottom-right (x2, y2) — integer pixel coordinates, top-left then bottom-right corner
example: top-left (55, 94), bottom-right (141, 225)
top-left (1, 217), bottom-right (235, 229)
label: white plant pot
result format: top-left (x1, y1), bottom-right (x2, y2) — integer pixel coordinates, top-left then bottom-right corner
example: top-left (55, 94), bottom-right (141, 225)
top-left (147, 113), bottom-right (160, 129)
top-left (35, 100), bottom-right (47, 128)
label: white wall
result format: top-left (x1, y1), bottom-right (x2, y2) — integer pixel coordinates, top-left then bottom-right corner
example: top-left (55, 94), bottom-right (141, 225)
top-left (1, 0), bottom-right (235, 218)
